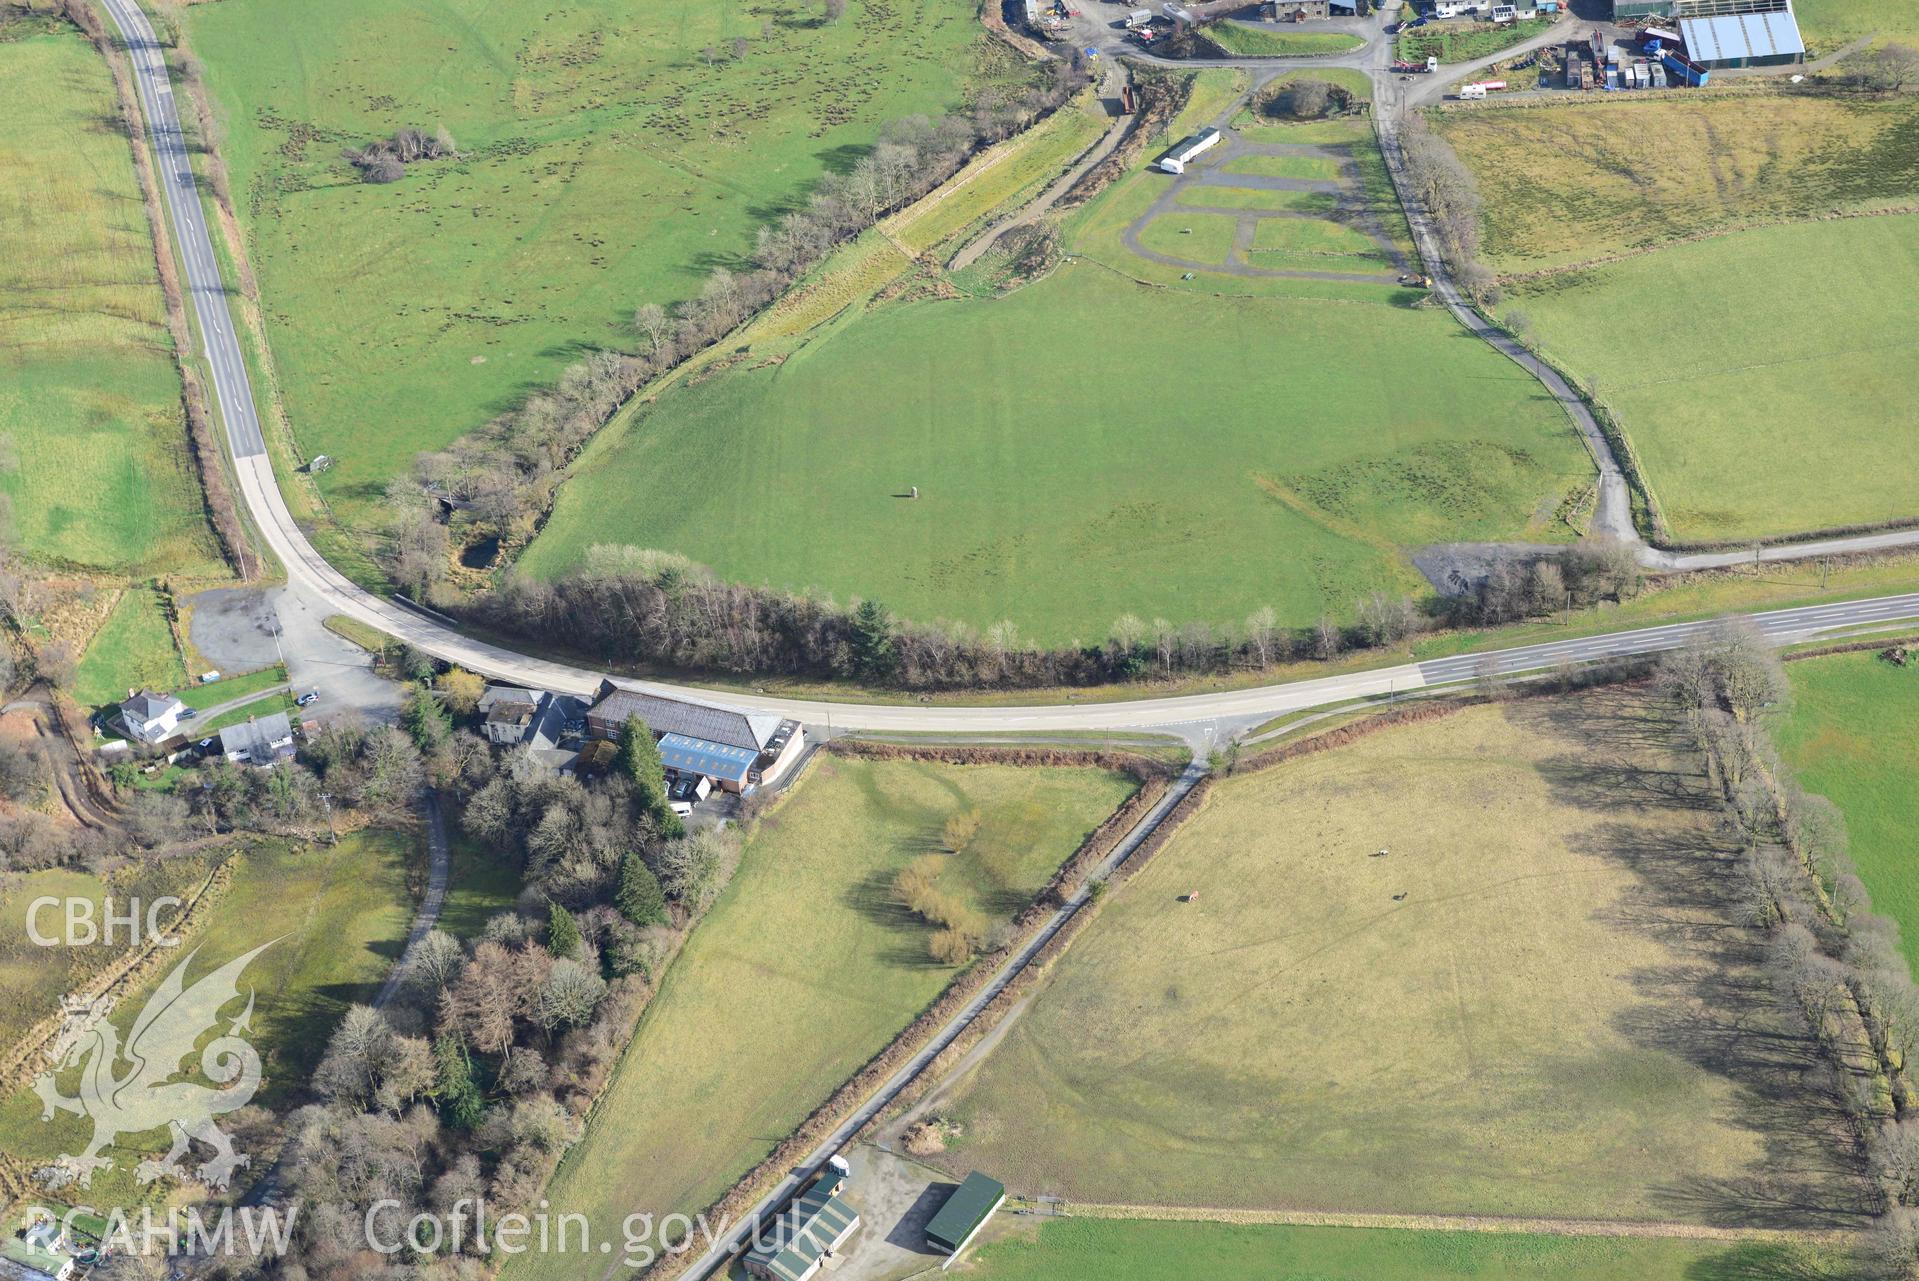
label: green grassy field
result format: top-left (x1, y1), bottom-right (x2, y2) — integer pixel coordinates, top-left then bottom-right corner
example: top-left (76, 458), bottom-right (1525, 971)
top-left (1793, 0), bottom-right (1919, 45)
top-left (1397, 15), bottom-right (1556, 63)
top-left (185, 0), bottom-right (1011, 528)
top-left (0, 832), bottom-right (416, 1207)
top-left (442, 833), bottom-right (522, 939)
top-left (1779, 650), bottom-right (1919, 974)
top-left (0, 859), bottom-right (215, 1050)
top-left (1441, 94), bottom-right (1919, 541)
top-left (0, 27), bottom-right (221, 576)
top-left (931, 694), bottom-right (1860, 1224)
top-left (963, 1218), bottom-right (1846, 1281)
top-left (523, 77), bottom-right (1583, 644)
top-left (1501, 214), bottom-right (1919, 541)
top-left (887, 94), bottom-right (1108, 260)
top-left (1250, 214), bottom-right (1391, 264)
top-left (1171, 182), bottom-right (1337, 213)
top-left (1221, 153), bottom-right (1343, 181)
top-left (72, 587), bottom-right (186, 710)
top-left (1437, 96), bottom-right (1919, 273)
top-left (503, 756), bottom-right (1136, 1281)
top-left (1206, 21), bottom-right (1363, 56)
top-left (522, 259), bottom-right (1585, 643)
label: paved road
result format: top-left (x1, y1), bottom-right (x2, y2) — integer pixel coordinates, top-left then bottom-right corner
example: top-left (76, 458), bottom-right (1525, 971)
top-left (672, 759), bottom-right (1210, 1281)
top-left (101, 0), bottom-right (266, 460)
top-left (96, 0), bottom-right (1919, 750)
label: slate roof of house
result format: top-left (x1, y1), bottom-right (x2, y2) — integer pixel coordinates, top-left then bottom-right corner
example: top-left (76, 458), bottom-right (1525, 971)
top-left (590, 680), bottom-right (780, 752)
top-left (477, 685), bottom-right (543, 712)
top-left (743, 1176), bottom-right (859, 1281)
top-left (220, 712), bottom-right (294, 762)
top-left (121, 690), bottom-right (180, 721)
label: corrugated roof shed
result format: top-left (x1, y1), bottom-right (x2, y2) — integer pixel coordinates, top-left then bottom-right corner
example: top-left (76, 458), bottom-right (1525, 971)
top-left (925, 1171), bottom-right (1005, 1254)
top-left (743, 1179), bottom-right (859, 1281)
top-left (1681, 7), bottom-right (1802, 59)
top-left (658, 733), bottom-right (758, 785)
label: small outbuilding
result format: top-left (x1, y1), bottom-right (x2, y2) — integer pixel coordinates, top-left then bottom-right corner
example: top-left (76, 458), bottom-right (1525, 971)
top-left (924, 1171), bottom-right (1006, 1261)
top-left (742, 1165), bottom-right (860, 1281)
top-left (1158, 127), bottom-right (1222, 175)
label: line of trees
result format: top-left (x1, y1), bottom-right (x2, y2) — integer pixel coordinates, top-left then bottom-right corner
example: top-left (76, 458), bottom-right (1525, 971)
top-left (393, 60), bottom-right (1087, 599)
top-left (1658, 627), bottom-right (1919, 1278)
top-left (461, 552), bottom-right (1434, 690)
top-left (1397, 112), bottom-right (1495, 300)
top-left (460, 535), bottom-right (1647, 692)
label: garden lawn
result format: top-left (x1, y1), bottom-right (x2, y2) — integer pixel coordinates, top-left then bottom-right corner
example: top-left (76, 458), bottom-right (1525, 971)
top-left (501, 757), bottom-right (1136, 1281)
top-left (1779, 651), bottom-right (1919, 975)
top-left (0, 832), bottom-right (416, 1209)
top-left (185, 0), bottom-right (1010, 530)
top-left (0, 29), bottom-right (220, 576)
top-left (963, 1218), bottom-right (1847, 1281)
top-left (523, 259), bottom-right (1584, 644)
top-left (72, 587), bottom-right (186, 711)
top-left (199, 690), bottom-right (299, 736)
top-left (931, 693), bottom-right (1863, 1225)
top-left (176, 664), bottom-right (289, 711)
top-left (1501, 214), bottom-right (1919, 541)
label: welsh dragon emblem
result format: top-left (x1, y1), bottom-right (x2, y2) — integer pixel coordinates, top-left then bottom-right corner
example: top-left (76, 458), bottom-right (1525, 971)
top-left (33, 941), bottom-right (276, 1190)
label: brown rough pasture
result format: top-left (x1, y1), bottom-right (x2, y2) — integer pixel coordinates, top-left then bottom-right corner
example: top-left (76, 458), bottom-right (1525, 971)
top-left (930, 692), bottom-right (1872, 1228)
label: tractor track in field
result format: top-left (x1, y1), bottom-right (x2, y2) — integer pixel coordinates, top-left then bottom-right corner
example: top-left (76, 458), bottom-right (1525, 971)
top-left (1058, 1202), bottom-right (1856, 1243)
